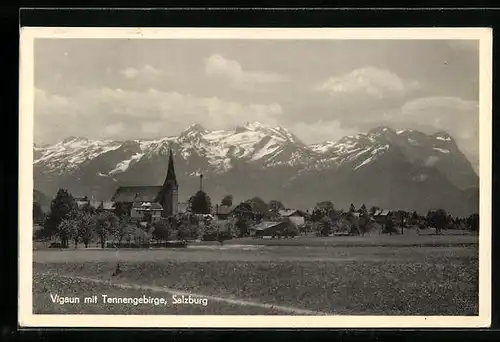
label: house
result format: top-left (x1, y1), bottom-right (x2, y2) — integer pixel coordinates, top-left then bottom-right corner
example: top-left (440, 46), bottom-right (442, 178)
top-left (111, 149), bottom-right (179, 218)
top-left (214, 204), bottom-right (235, 220)
top-left (278, 209), bottom-right (306, 227)
top-left (373, 209), bottom-right (391, 224)
top-left (249, 220), bottom-right (294, 238)
top-left (76, 199), bottom-right (115, 212)
top-left (131, 201), bottom-right (163, 223)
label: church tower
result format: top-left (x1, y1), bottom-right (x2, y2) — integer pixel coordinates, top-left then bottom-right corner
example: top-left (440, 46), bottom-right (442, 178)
top-left (156, 149), bottom-right (178, 217)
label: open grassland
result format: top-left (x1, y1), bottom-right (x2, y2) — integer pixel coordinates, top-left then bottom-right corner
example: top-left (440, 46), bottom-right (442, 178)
top-left (198, 232), bottom-right (478, 248)
top-left (33, 240), bottom-right (479, 316)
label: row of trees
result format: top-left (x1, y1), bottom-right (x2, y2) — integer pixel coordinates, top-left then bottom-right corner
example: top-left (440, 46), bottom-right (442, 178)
top-left (309, 201), bottom-right (479, 236)
top-left (38, 189), bottom-right (129, 248)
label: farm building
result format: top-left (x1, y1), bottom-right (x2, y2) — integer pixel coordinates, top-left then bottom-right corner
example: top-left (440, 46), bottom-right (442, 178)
top-left (278, 209), bottom-right (306, 226)
top-left (111, 149), bottom-right (179, 218)
top-left (373, 209), bottom-right (391, 224)
top-left (249, 220), bottom-right (296, 238)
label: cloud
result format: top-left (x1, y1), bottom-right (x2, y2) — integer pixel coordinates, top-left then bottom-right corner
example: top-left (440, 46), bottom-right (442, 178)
top-left (316, 67), bottom-right (420, 99)
top-left (205, 54), bottom-right (289, 90)
top-left (34, 87), bottom-right (283, 144)
top-left (401, 96), bottom-right (478, 114)
top-left (120, 64), bottom-right (162, 79)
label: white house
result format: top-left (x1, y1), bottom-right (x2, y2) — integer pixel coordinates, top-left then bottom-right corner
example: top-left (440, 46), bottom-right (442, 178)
top-left (131, 202), bottom-right (163, 223)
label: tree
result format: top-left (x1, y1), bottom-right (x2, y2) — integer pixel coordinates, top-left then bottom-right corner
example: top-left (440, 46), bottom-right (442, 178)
top-left (43, 188), bottom-right (76, 239)
top-left (94, 211), bottom-right (119, 248)
top-left (233, 202), bottom-right (254, 220)
top-left (177, 221), bottom-right (190, 241)
top-left (221, 195), bottom-right (233, 207)
top-left (78, 211), bottom-right (95, 248)
top-left (269, 200), bottom-right (285, 211)
top-left (311, 208), bottom-right (325, 222)
top-left (358, 211), bottom-right (370, 236)
top-left (113, 202), bottom-right (129, 218)
top-left (56, 218), bottom-right (76, 248)
top-left (316, 201), bottom-right (334, 213)
top-left (235, 217), bottom-right (250, 237)
top-left (384, 215), bottom-right (396, 235)
top-left (245, 197), bottom-right (269, 215)
top-left (346, 211), bottom-right (361, 235)
top-left (360, 204), bottom-right (367, 214)
top-left (113, 215), bottom-right (133, 247)
top-left (467, 214), bottom-right (479, 232)
top-left (283, 219), bottom-right (299, 238)
top-left (191, 190), bottom-right (212, 214)
top-left (152, 219), bottom-right (169, 243)
top-left (427, 209), bottom-right (448, 235)
top-left (349, 203), bottom-right (356, 213)
top-left (317, 216), bottom-right (332, 236)
top-left (410, 211), bottom-right (419, 225)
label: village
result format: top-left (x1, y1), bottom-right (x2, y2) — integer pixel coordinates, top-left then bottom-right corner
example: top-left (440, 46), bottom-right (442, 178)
top-left (33, 149), bottom-right (479, 249)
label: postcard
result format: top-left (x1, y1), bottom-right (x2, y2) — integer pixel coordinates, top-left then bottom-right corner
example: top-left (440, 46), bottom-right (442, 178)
top-left (19, 27), bottom-right (492, 328)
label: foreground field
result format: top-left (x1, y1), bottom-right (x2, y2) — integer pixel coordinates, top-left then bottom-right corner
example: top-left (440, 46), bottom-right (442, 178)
top-left (33, 241), bottom-right (479, 316)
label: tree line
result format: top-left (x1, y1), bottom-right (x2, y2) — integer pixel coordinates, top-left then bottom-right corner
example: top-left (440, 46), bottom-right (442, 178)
top-left (309, 201), bottom-right (479, 236)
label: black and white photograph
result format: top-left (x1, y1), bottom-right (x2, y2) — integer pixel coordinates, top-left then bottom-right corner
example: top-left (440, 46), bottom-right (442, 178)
top-left (19, 27), bottom-right (492, 328)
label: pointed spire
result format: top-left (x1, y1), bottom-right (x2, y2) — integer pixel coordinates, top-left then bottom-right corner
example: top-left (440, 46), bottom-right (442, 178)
top-left (166, 148), bottom-right (177, 186)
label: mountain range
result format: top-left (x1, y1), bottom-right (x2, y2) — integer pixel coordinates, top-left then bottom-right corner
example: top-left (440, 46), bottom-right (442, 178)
top-left (33, 122), bottom-right (479, 216)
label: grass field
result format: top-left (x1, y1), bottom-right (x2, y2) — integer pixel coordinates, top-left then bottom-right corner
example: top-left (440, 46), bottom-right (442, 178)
top-left (33, 235), bottom-right (479, 316)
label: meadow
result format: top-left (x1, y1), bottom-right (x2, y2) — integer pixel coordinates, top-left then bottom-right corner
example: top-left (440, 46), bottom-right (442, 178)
top-left (32, 234), bottom-right (479, 316)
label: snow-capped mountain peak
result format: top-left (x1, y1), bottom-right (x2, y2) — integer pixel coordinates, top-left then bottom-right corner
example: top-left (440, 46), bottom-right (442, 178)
top-left (33, 123), bottom-right (478, 216)
top-left (34, 123), bottom-right (475, 187)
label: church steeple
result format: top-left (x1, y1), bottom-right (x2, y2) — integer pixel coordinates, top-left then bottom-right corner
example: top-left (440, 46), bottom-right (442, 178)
top-left (165, 148), bottom-right (177, 187)
top-left (156, 148), bottom-right (179, 217)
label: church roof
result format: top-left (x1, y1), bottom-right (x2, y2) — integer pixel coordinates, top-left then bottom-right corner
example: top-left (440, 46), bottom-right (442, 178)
top-left (111, 150), bottom-right (178, 205)
top-left (111, 186), bottom-right (162, 203)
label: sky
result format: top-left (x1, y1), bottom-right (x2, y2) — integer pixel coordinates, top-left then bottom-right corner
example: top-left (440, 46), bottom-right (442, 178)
top-left (34, 38), bottom-right (480, 170)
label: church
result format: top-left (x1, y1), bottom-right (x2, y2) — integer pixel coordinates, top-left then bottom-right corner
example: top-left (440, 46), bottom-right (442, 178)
top-left (111, 149), bottom-right (179, 220)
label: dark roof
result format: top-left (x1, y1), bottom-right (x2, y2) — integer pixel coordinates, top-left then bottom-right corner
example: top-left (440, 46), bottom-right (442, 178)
top-left (111, 186), bottom-right (162, 203)
top-left (250, 221), bottom-right (285, 231)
